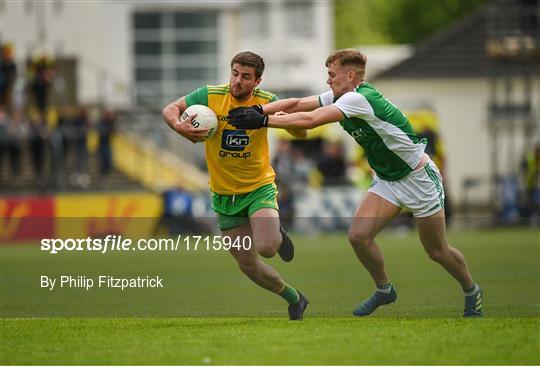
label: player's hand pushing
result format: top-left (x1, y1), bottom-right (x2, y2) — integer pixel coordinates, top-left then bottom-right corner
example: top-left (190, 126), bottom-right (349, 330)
top-left (227, 105), bottom-right (268, 129)
top-left (174, 112), bottom-right (209, 143)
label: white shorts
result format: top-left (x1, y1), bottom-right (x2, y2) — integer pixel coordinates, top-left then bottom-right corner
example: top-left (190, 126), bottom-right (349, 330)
top-left (368, 158), bottom-right (445, 218)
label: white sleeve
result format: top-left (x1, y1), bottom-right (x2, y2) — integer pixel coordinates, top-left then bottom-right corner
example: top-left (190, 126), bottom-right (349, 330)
top-left (333, 92), bottom-right (374, 118)
top-left (318, 90), bottom-right (334, 107)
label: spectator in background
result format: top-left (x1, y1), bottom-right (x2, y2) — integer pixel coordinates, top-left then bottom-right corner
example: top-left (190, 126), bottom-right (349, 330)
top-left (291, 145), bottom-right (315, 189)
top-left (71, 106), bottom-right (90, 188)
top-left (317, 140), bottom-right (348, 186)
top-left (6, 108), bottom-right (24, 178)
top-left (28, 112), bottom-right (47, 184)
top-left (0, 43), bottom-right (17, 112)
top-left (56, 106), bottom-right (73, 170)
top-left (97, 109), bottom-right (117, 181)
top-left (0, 107), bottom-right (10, 180)
top-left (521, 144), bottom-right (540, 223)
top-left (272, 138), bottom-right (315, 190)
top-left (0, 106), bottom-right (21, 182)
top-left (49, 107), bottom-right (70, 188)
top-left (272, 138), bottom-right (297, 229)
top-left (273, 139), bottom-right (296, 181)
top-left (28, 54), bottom-right (55, 121)
top-left (277, 184), bottom-right (295, 230)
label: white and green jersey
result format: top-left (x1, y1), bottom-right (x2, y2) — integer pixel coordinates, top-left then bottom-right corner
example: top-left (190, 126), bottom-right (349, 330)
top-left (319, 83), bottom-right (426, 181)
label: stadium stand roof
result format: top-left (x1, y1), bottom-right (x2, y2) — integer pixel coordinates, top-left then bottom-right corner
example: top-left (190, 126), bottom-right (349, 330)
top-left (375, 0), bottom-right (540, 80)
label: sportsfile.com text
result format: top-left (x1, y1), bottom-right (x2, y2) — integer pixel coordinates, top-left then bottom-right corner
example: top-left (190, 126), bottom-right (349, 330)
top-left (40, 235), bottom-right (252, 254)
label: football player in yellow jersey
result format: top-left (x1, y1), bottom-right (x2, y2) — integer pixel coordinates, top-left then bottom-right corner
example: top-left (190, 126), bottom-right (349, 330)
top-left (162, 52), bottom-right (309, 320)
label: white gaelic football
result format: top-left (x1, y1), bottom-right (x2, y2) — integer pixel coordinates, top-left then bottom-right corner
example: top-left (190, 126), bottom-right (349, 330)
top-left (181, 104), bottom-right (218, 141)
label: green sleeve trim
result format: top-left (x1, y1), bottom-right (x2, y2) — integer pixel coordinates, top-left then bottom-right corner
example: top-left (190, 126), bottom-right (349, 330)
top-left (207, 86), bottom-right (229, 93)
top-left (253, 89), bottom-right (277, 102)
top-left (318, 95), bottom-right (323, 107)
top-left (208, 83), bottom-right (229, 89)
top-left (185, 86), bottom-right (209, 107)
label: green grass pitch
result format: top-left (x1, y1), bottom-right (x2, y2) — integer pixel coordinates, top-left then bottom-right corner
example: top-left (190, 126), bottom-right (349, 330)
top-left (1, 228), bottom-right (539, 365)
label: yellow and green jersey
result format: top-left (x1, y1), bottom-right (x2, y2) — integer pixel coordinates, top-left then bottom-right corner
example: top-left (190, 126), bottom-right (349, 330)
top-left (185, 84), bottom-right (278, 195)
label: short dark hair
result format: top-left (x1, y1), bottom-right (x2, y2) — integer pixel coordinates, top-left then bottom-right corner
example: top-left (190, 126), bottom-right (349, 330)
top-left (325, 48), bottom-right (367, 78)
top-left (230, 51), bottom-right (265, 79)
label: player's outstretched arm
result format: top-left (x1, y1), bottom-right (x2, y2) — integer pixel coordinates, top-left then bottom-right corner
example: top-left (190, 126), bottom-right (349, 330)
top-left (268, 105), bottom-right (343, 130)
top-left (262, 95), bottom-right (320, 115)
top-left (228, 104), bottom-right (342, 130)
top-left (162, 96), bottom-right (208, 143)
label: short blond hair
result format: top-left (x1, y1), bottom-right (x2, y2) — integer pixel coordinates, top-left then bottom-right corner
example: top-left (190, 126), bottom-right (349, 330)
top-left (325, 48), bottom-right (367, 79)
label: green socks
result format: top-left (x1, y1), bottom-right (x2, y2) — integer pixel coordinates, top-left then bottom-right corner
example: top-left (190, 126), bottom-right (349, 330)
top-left (279, 284), bottom-right (300, 305)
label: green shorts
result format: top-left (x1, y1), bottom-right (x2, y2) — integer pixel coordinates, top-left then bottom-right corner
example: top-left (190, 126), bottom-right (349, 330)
top-left (212, 183), bottom-right (279, 231)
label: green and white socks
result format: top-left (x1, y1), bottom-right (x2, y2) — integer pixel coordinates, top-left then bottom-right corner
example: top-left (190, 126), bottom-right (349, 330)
top-left (376, 283), bottom-right (393, 294)
top-left (464, 283), bottom-right (480, 296)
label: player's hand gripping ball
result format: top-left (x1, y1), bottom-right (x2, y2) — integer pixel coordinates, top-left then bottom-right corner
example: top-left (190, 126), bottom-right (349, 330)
top-left (181, 104), bottom-right (218, 141)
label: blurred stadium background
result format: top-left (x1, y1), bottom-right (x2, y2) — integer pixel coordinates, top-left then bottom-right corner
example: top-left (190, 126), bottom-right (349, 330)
top-left (1, 0), bottom-right (539, 365)
top-left (1, 0), bottom-right (539, 236)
